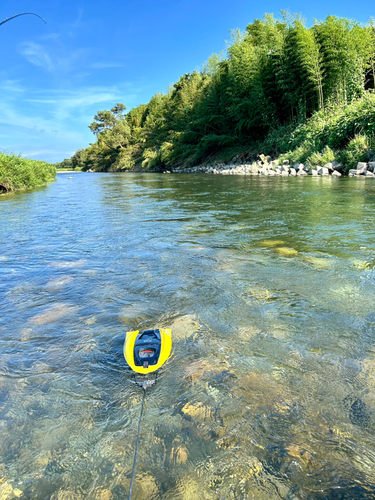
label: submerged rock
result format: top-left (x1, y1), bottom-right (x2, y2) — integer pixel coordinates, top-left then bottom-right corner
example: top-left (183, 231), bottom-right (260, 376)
top-left (30, 303), bottom-right (78, 324)
top-left (170, 444), bottom-right (189, 464)
top-left (46, 276), bottom-right (74, 289)
top-left (181, 402), bottom-right (213, 423)
top-left (344, 396), bottom-right (372, 428)
top-left (49, 259), bottom-right (86, 269)
top-left (169, 314), bottom-right (201, 341)
top-left (274, 247), bottom-right (299, 257)
top-left (0, 483), bottom-right (23, 500)
top-left (93, 488), bottom-right (113, 500)
top-left (260, 239), bottom-right (286, 248)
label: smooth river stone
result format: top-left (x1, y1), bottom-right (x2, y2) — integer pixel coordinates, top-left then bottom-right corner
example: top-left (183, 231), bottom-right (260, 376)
top-left (49, 259), bottom-right (86, 269)
top-left (30, 304), bottom-right (78, 324)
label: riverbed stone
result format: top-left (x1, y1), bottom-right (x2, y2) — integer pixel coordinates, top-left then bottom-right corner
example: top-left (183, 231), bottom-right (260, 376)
top-left (368, 162), bottom-right (375, 172)
top-left (311, 169), bottom-right (319, 176)
top-left (289, 168), bottom-right (296, 176)
top-left (50, 259), bottom-right (86, 269)
top-left (321, 167), bottom-right (330, 175)
top-left (171, 314), bottom-right (201, 340)
top-left (260, 239), bottom-right (286, 248)
top-left (365, 172), bottom-right (375, 177)
top-left (170, 444), bottom-right (189, 464)
top-left (297, 170), bottom-right (307, 176)
top-left (332, 170), bottom-right (342, 177)
top-left (181, 402), bottom-right (212, 422)
top-left (46, 276), bottom-right (74, 290)
top-left (274, 247), bottom-right (299, 257)
top-left (30, 303), bottom-right (78, 325)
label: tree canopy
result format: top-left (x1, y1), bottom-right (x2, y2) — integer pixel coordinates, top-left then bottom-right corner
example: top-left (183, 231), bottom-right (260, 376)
top-left (66, 13), bottom-right (375, 172)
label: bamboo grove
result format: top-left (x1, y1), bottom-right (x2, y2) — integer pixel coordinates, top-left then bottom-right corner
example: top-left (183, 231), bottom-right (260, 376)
top-left (64, 14), bottom-right (375, 172)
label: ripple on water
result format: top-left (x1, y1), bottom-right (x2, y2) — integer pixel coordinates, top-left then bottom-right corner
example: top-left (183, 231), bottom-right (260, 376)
top-left (1, 174), bottom-right (375, 498)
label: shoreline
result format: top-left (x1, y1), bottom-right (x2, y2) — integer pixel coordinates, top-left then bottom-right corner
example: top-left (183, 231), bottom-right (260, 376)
top-left (168, 157), bottom-right (375, 178)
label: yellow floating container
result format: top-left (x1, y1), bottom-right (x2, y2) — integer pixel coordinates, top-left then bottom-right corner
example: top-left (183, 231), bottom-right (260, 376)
top-left (124, 328), bottom-right (172, 374)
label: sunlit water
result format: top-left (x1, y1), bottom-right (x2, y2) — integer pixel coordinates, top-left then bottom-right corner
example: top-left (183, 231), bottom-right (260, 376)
top-left (1, 173), bottom-right (375, 500)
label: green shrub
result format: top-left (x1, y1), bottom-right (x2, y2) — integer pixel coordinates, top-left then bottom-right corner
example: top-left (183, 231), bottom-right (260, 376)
top-left (336, 135), bottom-right (370, 172)
top-left (0, 152), bottom-right (56, 192)
top-left (306, 145), bottom-right (336, 167)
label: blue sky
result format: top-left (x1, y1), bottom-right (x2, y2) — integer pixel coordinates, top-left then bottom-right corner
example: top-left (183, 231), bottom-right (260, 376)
top-left (0, 0), bottom-right (374, 163)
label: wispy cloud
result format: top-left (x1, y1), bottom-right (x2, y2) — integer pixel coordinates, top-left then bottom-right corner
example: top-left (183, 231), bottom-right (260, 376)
top-left (19, 40), bottom-right (89, 75)
top-left (90, 62), bottom-right (124, 69)
top-left (0, 80), bottom-right (26, 93)
top-left (0, 81), bottom-right (141, 162)
top-left (20, 42), bottom-right (54, 72)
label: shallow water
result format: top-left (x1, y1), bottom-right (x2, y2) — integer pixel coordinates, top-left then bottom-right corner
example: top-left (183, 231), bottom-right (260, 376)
top-left (1, 173), bottom-right (375, 499)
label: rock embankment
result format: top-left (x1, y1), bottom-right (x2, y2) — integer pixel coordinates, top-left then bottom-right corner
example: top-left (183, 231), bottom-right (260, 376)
top-left (171, 153), bottom-right (375, 178)
top-left (348, 162), bottom-right (375, 177)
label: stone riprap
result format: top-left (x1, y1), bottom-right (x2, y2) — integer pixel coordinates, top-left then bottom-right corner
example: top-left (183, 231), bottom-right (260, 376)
top-left (171, 158), bottom-right (375, 178)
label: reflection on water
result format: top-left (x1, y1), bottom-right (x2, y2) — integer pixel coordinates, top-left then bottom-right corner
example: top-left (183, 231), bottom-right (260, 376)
top-left (1, 173), bottom-right (375, 499)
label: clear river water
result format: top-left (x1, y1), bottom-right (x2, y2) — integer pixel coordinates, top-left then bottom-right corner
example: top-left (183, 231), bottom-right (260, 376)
top-left (1, 172), bottom-right (375, 500)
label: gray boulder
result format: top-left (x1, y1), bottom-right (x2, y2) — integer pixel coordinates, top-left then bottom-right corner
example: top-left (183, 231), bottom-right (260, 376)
top-left (324, 162), bottom-right (334, 172)
top-left (331, 160), bottom-right (344, 172)
top-left (357, 162), bottom-right (367, 173)
top-left (332, 170), bottom-right (342, 177)
top-left (366, 150), bottom-right (374, 161)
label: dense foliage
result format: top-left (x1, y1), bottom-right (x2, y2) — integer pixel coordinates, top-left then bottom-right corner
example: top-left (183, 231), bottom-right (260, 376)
top-left (0, 153), bottom-right (56, 193)
top-left (67, 13), bottom-right (375, 172)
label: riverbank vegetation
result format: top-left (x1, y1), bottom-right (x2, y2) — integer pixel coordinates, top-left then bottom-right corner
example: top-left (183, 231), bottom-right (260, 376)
top-left (0, 153), bottom-right (56, 193)
top-left (67, 13), bottom-right (375, 173)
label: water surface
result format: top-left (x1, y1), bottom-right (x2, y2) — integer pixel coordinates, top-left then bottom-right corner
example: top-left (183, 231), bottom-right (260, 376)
top-left (1, 173), bottom-right (375, 499)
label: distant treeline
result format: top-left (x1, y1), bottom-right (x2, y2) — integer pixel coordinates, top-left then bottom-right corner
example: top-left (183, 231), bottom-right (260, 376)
top-left (64, 13), bottom-right (375, 172)
top-left (0, 153), bottom-right (56, 193)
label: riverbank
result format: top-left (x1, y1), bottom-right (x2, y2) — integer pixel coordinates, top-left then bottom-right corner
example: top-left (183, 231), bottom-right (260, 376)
top-left (0, 153), bottom-right (56, 194)
top-left (171, 156), bottom-right (375, 178)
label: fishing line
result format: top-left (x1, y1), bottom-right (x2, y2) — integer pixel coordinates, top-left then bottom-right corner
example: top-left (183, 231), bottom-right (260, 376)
top-left (124, 329), bottom-right (172, 500)
top-left (128, 386), bottom-right (146, 500)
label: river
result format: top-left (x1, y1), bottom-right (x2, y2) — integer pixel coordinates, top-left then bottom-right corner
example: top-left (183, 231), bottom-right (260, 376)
top-left (1, 172), bottom-right (375, 499)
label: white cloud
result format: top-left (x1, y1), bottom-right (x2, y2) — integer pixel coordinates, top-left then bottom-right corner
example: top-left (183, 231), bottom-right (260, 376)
top-left (20, 42), bottom-right (54, 72)
top-left (0, 81), bottom-right (141, 162)
top-left (90, 62), bottom-right (125, 69)
top-left (19, 41), bottom-right (89, 75)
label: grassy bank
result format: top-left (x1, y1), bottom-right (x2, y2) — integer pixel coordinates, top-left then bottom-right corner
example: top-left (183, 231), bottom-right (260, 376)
top-left (259, 92), bottom-right (375, 172)
top-left (0, 153), bottom-right (56, 193)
